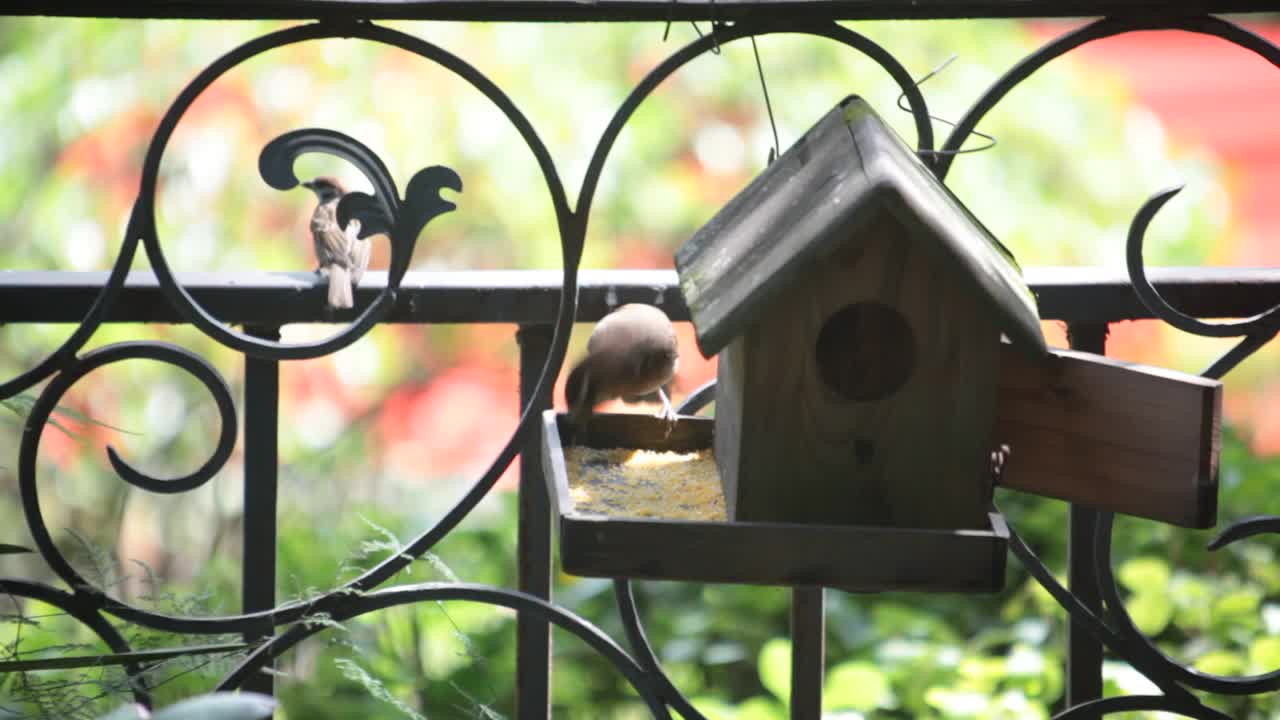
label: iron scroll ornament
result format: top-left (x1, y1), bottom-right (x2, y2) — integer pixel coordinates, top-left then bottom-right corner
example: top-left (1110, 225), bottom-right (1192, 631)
top-left (3, 12), bottom-right (1280, 720)
top-left (134, 21), bottom-right (534, 363)
top-left (1, 19), bottom-right (581, 640)
top-left (16, 343), bottom-right (244, 630)
top-left (1, 16), bottom-right (604, 708)
top-left (599, 14), bottom-right (1280, 720)
top-left (0, 17), bottom-right (937, 716)
top-left (257, 128), bottom-right (463, 290)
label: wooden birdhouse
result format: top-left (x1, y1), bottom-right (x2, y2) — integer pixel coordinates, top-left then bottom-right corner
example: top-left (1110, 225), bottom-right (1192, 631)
top-left (675, 96), bottom-right (1221, 532)
top-left (538, 96), bottom-right (1218, 595)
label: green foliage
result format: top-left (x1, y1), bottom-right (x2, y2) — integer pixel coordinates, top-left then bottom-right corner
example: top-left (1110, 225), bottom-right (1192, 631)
top-left (0, 13), bottom-right (1277, 720)
top-left (98, 692), bottom-right (275, 720)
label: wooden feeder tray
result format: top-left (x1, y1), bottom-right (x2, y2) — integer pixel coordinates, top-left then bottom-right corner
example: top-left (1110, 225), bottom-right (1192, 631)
top-left (541, 411), bottom-right (1009, 593)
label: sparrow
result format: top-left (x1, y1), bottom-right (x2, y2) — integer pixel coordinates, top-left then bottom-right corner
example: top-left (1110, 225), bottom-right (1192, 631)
top-left (303, 176), bottom-right (371, 310)
top-left (564, 303), bottom-right (680, 427)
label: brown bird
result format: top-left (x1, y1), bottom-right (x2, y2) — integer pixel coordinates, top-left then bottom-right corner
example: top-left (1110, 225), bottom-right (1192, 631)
top-left (564, 303), bottom-right (680, 427)
top-left (303, 176), bottom-right (371, 310)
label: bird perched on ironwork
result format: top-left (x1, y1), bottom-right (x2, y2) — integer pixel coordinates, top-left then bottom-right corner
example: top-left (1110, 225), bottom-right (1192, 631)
top-left (303, 176), bottom-right (371, 310)
top-left (565, 303), bottom-right (679, 427)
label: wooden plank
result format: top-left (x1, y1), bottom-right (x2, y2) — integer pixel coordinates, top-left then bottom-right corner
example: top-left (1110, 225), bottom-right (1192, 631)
top-left (559, 512), bottom-right (1007, 592)
top-left (995, 345), bottom-right (1221, 528)
top-left (8, 0), bottom-right (1264, 22)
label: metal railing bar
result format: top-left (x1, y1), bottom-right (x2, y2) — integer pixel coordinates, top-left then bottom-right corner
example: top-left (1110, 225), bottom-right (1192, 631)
top-left (1063, 322), bottom-right (1108, 718)
top-left (1, 267), bottom-right (1278, 325)
top-left (790, 586), bottom-right (825, 719)
top-left (241, 325), bottom-right (281, 701)
top-left (516, 324), bottom-right (554, 719)
top-left (0, 0), bottom-right (1269, 23)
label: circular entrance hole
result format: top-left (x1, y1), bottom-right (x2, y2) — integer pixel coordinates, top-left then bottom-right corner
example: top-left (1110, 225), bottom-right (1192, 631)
top-left (815, 302), bottom-right (916, 402)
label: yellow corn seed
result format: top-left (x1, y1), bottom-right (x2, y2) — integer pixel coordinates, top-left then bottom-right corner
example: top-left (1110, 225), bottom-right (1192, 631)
top-left (564, 447), bottom-right (726, 522)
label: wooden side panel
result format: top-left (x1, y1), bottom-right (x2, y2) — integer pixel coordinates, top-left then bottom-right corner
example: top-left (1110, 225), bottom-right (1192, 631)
top-left (714, 338), bottom-right (747, 519)
top-left (995, 346), bottom-right (1221, 528)
top-left (729, 210), bottom-right (999, 530)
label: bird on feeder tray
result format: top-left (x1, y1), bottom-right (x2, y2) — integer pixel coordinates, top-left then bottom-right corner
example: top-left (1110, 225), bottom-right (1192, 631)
top-left (564, 303), bottom-right (679, 428)
top-left (303, 176), bottom-right (371, 311)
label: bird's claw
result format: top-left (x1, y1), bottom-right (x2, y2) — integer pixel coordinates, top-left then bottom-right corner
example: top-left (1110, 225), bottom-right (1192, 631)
top-left (655, 388), bottom-right (678, 436)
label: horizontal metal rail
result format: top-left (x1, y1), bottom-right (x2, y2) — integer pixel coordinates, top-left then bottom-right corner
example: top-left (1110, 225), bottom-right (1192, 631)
top-left (1, 266), bottom-right (1278, 325)
top-left (1, 0), bottom-right (1270, 22)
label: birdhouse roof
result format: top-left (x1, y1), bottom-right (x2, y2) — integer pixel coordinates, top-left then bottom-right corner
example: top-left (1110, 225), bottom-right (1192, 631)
top-left (674, 95), bottom-right (1046, 359)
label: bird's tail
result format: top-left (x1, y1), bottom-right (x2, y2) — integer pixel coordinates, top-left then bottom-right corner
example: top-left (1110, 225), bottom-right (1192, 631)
top-left (327, 265), bottom-right (354, 309)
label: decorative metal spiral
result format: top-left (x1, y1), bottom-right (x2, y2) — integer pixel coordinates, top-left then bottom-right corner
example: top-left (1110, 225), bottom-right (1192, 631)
top-left (2, 12), bottom-right (1279, 720)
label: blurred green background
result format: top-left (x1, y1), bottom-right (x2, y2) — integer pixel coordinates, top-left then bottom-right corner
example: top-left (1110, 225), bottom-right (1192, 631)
top-left (2, 14), bottom-right (1280, 719)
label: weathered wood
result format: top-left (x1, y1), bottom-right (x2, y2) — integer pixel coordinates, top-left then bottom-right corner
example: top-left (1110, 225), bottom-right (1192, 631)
top-left (558, 512), bottom-right (1008, 591)
top-left (719, 210), bottom-right (1001, 529)
top-left (675, 96), bottom-right (1044, 360)
top-left (542, 411), bottom-right (1009, 592)
top-left (713, 338), bottom-right (747, 519)
top-left (8, 0), bottom-right (1265, 22)
top-left (995, 345), bottom-right (1221, 528)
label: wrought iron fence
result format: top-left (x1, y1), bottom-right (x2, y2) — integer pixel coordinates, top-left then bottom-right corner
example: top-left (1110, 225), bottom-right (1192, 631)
top-left (2, 3), bottom-right (1280, 718)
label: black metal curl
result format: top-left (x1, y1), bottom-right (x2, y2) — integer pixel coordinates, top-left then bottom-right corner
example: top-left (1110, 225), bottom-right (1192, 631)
top-left (1207, 515), bottom-right (1280, 551)
top-left (259, 128), bottom-right (401, 237)
top-left (19, 342), bottom-right (237, 600)
top-left (676, 379), bottom-right (716, 417)
top-left (935, 15), bottom-right (1280, 182)
top-left (0, 578), bottom-right (151, 707)
top-left (1004, 508), bottom-right (1198, 702)
top-left (945, 17), bottom-right (1280, 699)
top-left (613, 580), bottom-right (707, 720)
top-left (1128, 186), bottom-right (1280, 340)
top-left (1093, 512), bottom-right (1280, 695)
top-left (575, 19), bottom-right (935, 232)
top-left (607, 385), bottom-right (720, 720)
top-left (0, 208), bottom-right (143, 402)
top-left (1052, 694), bottom-right (1231, 720)
top-left (8, 18), bottom-right (578, 640)
top-left (134, 21), bottom-right (561, 364)
top-left (277, 20), bottom-right (579, 601)
top-left (258, 129), bottom-right (463, 289)
top-left (213, 582), bottom-right (672, 719)
top-left (106, 19), bottom-right (583, 636)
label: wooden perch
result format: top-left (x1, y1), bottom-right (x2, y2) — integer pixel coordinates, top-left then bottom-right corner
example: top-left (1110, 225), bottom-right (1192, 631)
top-left (995, 345), bottom-right (1221, 528)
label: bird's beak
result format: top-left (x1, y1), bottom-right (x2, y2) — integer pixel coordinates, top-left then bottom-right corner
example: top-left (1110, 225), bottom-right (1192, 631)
top-left (301, 180), bottom-right (314, 190)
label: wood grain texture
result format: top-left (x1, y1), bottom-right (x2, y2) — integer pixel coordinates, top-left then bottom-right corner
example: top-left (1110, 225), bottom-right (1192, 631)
top-left (559, 513), bottom-right (1008, 591)
top-left (714, 339), bottom-right (748, 519)
top-left (542, 411), bottom-right (1008, 592)
top-left (719, 209), bottom-right (1000, 530)
top-left (675, 97), bottom-right (1044, 361)
top-left (676, 102), bottom-right (866, 359)
top-left (995, 346), bottom-right (1221, 528)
